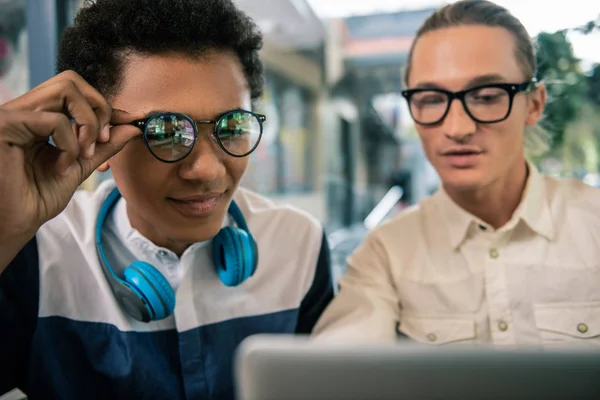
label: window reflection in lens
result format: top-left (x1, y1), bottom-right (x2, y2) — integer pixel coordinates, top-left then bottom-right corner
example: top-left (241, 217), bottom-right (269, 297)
top-left (216, 111), bottom-right (261, 156)
top-left (145, 115), bottom-right (195, 161)
top-left (142, 111), bottom-right (262, 162)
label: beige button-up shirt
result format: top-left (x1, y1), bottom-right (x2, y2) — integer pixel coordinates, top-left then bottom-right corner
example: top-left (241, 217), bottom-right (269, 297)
top-left (314, 163), bottom-right (600, 347)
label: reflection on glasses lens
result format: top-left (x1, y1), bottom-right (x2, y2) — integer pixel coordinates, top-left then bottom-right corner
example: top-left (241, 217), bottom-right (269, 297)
top-left (215, 110), bottom-right (262, 157)
top-left (144, 114), bottom-right (195, 162)
top-left (143, 111), bottom-right (263, 162)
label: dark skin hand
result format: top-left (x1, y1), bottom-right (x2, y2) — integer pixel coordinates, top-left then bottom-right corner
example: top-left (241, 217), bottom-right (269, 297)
top-left (0, 70), bottom-right (145, 273)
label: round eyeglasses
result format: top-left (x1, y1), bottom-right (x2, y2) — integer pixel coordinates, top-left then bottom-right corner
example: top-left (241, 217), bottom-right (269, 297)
top-left (129, 109), bottom-right (266, 163)
top-left (401, 81), bottom-right (535, 126)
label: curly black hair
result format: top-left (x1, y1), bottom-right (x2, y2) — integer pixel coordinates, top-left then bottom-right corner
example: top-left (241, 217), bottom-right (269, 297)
top-left (57, 0), bottom-right (264, 100)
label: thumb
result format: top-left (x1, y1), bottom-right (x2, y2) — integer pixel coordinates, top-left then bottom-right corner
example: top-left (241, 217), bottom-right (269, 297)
top-left (104, 108), bottom-right (147, 153)
top-left (81, 110), bottom-right (145, 175)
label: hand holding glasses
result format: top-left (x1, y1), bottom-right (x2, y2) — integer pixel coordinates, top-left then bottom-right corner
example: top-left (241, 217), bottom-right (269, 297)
top-left (401, 80), bottom-right (535, 126)
top-left (121, 109), bottom-right (266, 163)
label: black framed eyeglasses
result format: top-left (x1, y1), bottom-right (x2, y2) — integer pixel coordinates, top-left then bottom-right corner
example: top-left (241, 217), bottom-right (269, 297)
top-left (401, 81), bottom-right (535, 126)
top-left (129, 109), bottom-right (266, 163)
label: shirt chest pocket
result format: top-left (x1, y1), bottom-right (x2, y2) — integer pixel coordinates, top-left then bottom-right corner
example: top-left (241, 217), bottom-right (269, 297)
top-left (533, 302), bottom-right (600, 347)
top-left (398, 315), bottom-right (476, 345)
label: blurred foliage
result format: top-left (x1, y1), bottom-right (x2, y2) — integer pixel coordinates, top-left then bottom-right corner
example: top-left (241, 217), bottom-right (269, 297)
top-left (574, 15), bottom-right (600, 34)
top-left (534, 30), bottom-right (587, 152)
top-left (535, 15), bottom-right (600, 176)
top-left (588, 64), bottom-right (600, 107)
top-left (534, 17), bottom-right (600, 174)
top-left (560, 102), bottom-right (600, 174)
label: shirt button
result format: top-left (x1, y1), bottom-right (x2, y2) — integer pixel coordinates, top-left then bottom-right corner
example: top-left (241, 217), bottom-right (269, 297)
top-left (489, 248), bottom-right (499, 259)
top-left (157, 250), bottom-right (171, 263)
top-left (427, 333), bottom-right (437, 342)
top-left (498, 321), bottom-right (509, 331)
top-left (577, 323), bottom-right (589, 334)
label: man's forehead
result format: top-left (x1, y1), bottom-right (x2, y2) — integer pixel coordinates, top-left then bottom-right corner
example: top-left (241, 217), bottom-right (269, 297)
top-left (409, 25), bottom-right (523, 88)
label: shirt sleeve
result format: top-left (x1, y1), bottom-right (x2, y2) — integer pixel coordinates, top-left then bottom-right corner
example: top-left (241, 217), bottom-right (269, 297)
top-left (295, 230), bottom-right (335, 334)
top-left (0, 237), bottom-right (40, 396)
top-left (311, 232), bottom-right (400, 342)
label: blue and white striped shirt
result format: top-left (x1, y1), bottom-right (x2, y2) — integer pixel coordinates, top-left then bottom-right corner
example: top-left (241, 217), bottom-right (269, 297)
top-left (1, 180), bottom-right (334, 399)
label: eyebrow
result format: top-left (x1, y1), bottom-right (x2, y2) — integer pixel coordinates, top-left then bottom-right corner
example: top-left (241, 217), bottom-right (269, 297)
top-left (144, 110), bottom-right (172, 118)
top-left (413, 74), bottom-right (509, 90)
top-left (143, 108), bottom-right (247, 120)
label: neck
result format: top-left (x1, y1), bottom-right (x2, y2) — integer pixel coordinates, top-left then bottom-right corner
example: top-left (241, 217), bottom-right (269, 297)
top-left (444, 159), bottom-right (529, 229)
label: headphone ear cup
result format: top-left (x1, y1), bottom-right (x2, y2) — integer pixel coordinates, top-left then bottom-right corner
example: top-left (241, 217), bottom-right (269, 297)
top-left (213, 227), bottom-right (243, 286)
top-left (250, 236), bottom-right (258, 275)
top-left (245, 234), bottom-right (258, 280)
top-left (124, 261), bottom-right (176, 320)
top-left (213, 226), bottom-right (257, 286)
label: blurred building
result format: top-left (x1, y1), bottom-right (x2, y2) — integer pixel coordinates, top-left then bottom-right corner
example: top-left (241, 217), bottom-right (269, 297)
top-left (0, 0), bottom-right (27, 103)
top-left (322, 8), bottom-right (439, 230)
top-left (234, 0), bottom-right (330, 222)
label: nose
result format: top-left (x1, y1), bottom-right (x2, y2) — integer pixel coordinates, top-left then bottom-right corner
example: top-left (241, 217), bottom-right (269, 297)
top-left (177, 130), bottom-right (226, 182)
top-left (443, 98), bottom-right (476, 142)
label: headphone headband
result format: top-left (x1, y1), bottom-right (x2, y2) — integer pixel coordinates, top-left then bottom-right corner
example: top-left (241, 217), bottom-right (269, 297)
top-left (95, 188), bottom-right (123, 282)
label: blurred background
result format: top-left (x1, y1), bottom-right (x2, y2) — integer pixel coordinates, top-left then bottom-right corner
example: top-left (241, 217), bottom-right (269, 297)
top-left (0, 0), bottom-right (599, 280)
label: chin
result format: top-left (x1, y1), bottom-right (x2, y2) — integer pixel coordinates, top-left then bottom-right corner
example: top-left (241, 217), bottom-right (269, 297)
top-left (439, 168), bottom-right (489, 192)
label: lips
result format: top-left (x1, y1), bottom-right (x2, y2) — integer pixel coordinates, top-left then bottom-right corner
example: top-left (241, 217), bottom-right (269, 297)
top-left (167, 193), bottom-right (225, 218)
top-left (171, 193), bottom-right (224, 202)
top-left (442, 148), bottom-right (483, 156)
top-left (441, 148), bottom-right (483, 168)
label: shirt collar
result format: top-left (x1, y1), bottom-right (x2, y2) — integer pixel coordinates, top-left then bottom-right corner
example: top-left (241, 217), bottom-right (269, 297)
top-left (436, 160), bottom-right (555, 250)
top-left (113, 197), bottom-right (151, 253)
top-left (519, 161), bottom-right (555, 241)
top-left (434, 188), bottom-right (474, 250)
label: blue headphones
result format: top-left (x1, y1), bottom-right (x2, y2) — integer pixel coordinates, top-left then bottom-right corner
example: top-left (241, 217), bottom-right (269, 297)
top-left (95, 187), bottom-right (258, 323)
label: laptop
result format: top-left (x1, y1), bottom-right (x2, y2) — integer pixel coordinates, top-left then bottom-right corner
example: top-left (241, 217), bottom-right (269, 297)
top-left (234, 334), bottom-right (600, 400)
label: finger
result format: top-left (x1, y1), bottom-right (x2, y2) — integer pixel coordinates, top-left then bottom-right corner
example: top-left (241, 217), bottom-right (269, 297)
top-left (1, 80), bottom-right (67, 112)
top-left (4, 79), bottom-right (99, 159)
top-left (57, 71), bottom-right (113, 143)
top-left (57, 80), bottom-right (100, 159)
top-left (110, 108), bottom-right (146, 126)
top-left (2, 70), bottom-right (89, 112)
top-left (82, 124), bottom-right (143, 176)
top-left (50, 115), bottom-right (82, 176)
top-left (2, 71), bottom-right (109, 155)
top-left (5, 110), bottom-right (80, 175)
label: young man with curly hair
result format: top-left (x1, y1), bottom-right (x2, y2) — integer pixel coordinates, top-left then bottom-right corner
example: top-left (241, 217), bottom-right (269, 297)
top-left (0, 1), bottom-right (333, 398)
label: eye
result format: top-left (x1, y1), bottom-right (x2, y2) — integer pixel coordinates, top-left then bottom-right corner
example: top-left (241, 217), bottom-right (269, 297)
top-left (467, 87), bottom-right (507, 104)
top-left (411, 91), bottom-right (447, 107)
